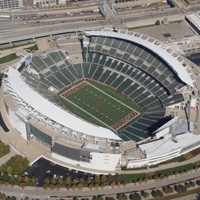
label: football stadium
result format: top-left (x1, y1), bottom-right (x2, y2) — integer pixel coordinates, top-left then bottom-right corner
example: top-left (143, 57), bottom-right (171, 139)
top-left (1, 29), bottom-right (200, 172)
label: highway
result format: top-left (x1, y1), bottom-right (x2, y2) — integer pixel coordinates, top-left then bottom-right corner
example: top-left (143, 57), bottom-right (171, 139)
top-left (0, 20), bottom-right (110, 44)
top-left (0, 13), bottom-right (102, 32)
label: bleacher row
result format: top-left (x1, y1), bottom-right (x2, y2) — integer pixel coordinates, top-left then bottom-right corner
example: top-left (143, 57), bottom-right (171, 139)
top-left (21, 38), bottom-right (185, 142)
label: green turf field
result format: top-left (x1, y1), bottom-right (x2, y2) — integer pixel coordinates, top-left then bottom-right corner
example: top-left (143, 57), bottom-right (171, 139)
top-left (59, 80), bottom-right (142, 130)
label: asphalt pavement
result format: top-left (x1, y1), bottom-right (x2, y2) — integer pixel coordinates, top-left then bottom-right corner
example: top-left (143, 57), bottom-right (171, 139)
top-left (24, 157), bottom-right (90, 187)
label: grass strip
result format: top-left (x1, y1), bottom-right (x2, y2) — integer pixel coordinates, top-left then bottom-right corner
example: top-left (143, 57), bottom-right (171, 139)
top-left (0, 53), bottom-right (18, 64)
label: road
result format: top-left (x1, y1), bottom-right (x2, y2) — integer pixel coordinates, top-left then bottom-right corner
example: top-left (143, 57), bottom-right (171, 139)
top-left (0, 169), bottom-right (200, 199)
top-left (1, 0), bottom-right (198, 44)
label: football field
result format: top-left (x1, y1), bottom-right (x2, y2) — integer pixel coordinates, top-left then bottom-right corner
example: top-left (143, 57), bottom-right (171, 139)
top-left (59, 80), bottom-right (141, 130)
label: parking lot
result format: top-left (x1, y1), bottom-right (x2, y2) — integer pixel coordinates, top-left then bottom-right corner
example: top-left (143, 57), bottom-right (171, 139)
top-left (134, 21), bottom-right (195, 42)
top-left (23, 157), bottom-right (92, 187)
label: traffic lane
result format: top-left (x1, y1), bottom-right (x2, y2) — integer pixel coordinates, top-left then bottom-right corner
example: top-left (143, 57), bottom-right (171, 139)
top-left (117, 3), bottom-right (170, 14)
top-left (15, 10), bottom-right (101, 21)
top-left (24, 11), bottom-right (100, 21)
top-left (123, 9), bottom-right (181, 23)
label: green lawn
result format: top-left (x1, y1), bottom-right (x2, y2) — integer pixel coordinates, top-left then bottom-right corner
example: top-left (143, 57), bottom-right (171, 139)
top-left (58, 80), bottom-right (142, 130)
top-left (0, 42), bottom-right (35, 51)
top-left (0, 53), bottom-right (18, 64)
top-left (23, 44), bottom-right (38, 52)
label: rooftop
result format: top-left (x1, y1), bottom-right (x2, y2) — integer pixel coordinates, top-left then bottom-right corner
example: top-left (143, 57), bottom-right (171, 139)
top-left (139, 132), bottom-right (200, 159)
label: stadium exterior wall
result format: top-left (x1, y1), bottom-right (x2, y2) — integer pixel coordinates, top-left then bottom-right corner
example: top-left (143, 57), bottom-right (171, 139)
top-left (127, 148), bottom-right (181, 168)
top-left (52, 152), bottom-right (121, 172)
top-left (3, 98), bottom-right (27, 140)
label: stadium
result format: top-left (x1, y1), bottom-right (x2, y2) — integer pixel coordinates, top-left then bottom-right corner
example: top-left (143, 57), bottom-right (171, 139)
top-left (1, 29), bottom-right (200, 172)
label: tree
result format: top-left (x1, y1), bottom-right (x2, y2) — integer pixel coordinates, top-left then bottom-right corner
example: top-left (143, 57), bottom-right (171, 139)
top-left (88, 183), bottom-right (94, 190)
top-left (31, 176), bottom-right (37, 185)
top-left (19, 182), bottom-right (26, 189)
top-left (87, 177), bottom-right (92, 184)
top-left (141, 191), bottom-right (149, 198)
top-left (97, 196), bottom-right (103, 200)
top-left (65, 177), bottom-right (71, 185)
top-left (9, 175), bottom-right (16, 185)
top-left (116, 181), bottom-right (121, 188)
top-left (113, 174), bottom-right (119, 182)
top-left (163, 186), bottom-right (173, 194)
top-left (6, 166), bottom-right (13, 175)
top-left (94, 183), bottom-right (99, 190)
top-left (94, 175), bottom-right (100, 184)
top-left (121, 180), bottom-right (127, 186)
top-left (66, 184), bottom-right (70, 190)
top-left (55, 183), bottom-right (60, 190)
top-left (129, 193), bottom-right (142, 200)
top-left (155, 20), bottom-right (160, 25)
top-left (110, 181), bottom-right (116, 188)
top-left (117, 193), bottom-right (128, 200)
top-left (79, 177), bottom-right (85, 185)
top-left (173, 171), bottom-right (179, 177)
top-left (71, 183), bottom-right (76, 190)
top-left (100, 175), bottom-right (107, 183)
top-left (43, 183), bottom-right (48, 190)
top-left (143, 177), bottom-right (148, 183)
top-left (107, 174), bottom-right (113, 182)
top-left (72, 178), bottom-right (78, 184)
top-left (106, 197), bottom-right (115, 200)
top-left (137, 178), bottom-right (143, 185)
top-left (77, 182), bottom-right (83, 190)
top-left (1, 155), bottom-right (29, 175)
top-left (17, 175), bottom-right (22, 182)
top-left (93, 196), bottom-right (98, 200)
top-left (0, 141), bottom-right (10, 158)
top-left (174, 184), bottom-right (187, 193)
top-left (152, 175), bottom-right (159, 181)
top-left (50, 178), bottom-right (57, 185)
top-left (43, 177), bottom-right (50, 185)
top-left (0, 192), bottom-right (6, 199)
top-left (2, 172), bottom-right (9, 182)
top-left (158, 174), bottom-right (165, 180)
top-left (23, 176), bottom-right (29, 183)
top-left (49, 183), bottom-right (55, 190)
top-left (189, 181), bottom-right (196, 187)
top-left (57, 178), bottom-right (63, 185)
top-left (151, 190), bottom-right (163, 198)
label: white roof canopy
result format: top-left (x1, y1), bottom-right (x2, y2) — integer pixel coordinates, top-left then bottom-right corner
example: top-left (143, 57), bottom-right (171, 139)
top-left (7, 68), bottom-right (121, 141)
top-left (85, 31), bottom-right (194, 87)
